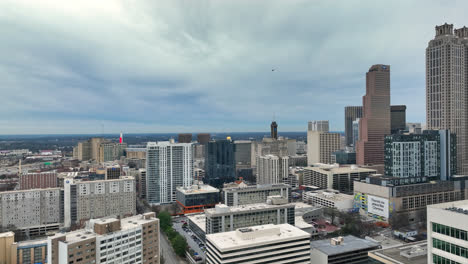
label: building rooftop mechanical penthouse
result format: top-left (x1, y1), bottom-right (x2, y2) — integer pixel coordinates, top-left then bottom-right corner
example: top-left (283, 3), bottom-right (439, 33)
top-left (176, 182), bottom-right (220, 214)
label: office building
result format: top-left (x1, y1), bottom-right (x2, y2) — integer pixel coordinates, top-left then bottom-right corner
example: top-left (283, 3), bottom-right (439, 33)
top-left (427, 200), bottom-right (468, 264)
top-left (352, 118), bottom-right (360, 149)
top-left (222, 183), bottom-right (290, 206)
top-left (357, 64), bottom-right (391, 166)
top-left (19, 171), bottom-right (57, 190)
top-left (354, 177), bottom-right (468, 223)
top-left (308, 120), bottom-right (329, 132)
top-left (105, 165), bottom-right (121, 180)
top-left (257, 155), bottom-right (289, 185)
top-left (126, 146), bottom-right (147, 159)
top-left (307, 131), bottom-right (341, 165)
top-left (48, 213), bottom-right (160, 264)
top-left (406, 123), bottom-right (423, 134)
top-left (146, 141), bottom-right (193, 205)
top-left (204, 140), bottom-right (235, 188)
top-left (0, 188), bottom-right (61, 238)
top-left (0, 232), bottom-right (16, 264)
top-left (332, 150), bottom-right (356, 165)
top-left (302, 190), bottom-right (354, 211)
top-left (178, 133), bottom-right (193, 143)
top-left (197, 133), bottom-right (211, 145)
top-left (271, 121), bottom-right (278, 139)
top-left (390, 105), bottom-right (407, 134)
top-left (204, 196), bottom-right (295, 234)
top-left (368, 241), bottom-right (428, 264)
top-left (0, 233), bottom-right (49, 264)
top-left (303, 165), bottom-right (376, 194)
top-left (345, 106), bottom-right (363, 146)
top-left (137, 169), bottom-right (146, 199)
top-left (384, 130), bottom-right (457, 182)
top-left (98, 142), bottom-right (127, 163)
top-left (234, 140), bottom-right (252, 173)
top-left (310, 236), bottom-right (380, 264)
top-left (206, 224), bottom-right (310, 264)
top-left (194, 168), bottom-right (205, 181)
top-left (176, 182), bottom-right (220, 214)
top-left (427, 23), bottom-right (468, 174)
top-left (64, 177), bottom-right (136, 228)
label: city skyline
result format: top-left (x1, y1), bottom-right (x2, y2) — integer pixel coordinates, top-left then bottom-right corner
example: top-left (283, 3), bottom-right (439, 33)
top-left (1, 1), bottom-right (468, 134)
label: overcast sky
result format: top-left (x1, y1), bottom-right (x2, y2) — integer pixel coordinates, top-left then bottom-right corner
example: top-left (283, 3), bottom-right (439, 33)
top-left (0, 0), bottom-right (466, 134)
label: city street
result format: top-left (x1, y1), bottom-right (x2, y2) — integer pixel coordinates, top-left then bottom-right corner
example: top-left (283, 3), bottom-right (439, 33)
top-left (160, 232), bottom-right (188, 264)
top-left (173, 216), bottom-right (206, 263)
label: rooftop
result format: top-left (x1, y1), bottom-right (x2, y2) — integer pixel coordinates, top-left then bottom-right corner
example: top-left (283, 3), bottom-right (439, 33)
top-left (222, 183), bottom-right (290, 191)
top-left (177, 184), bottom-right (219, 195)
top-left (369, 241), bottom-right (427, 264)
top-left (206, 224), bottom-right (310, 251)
top-left (306, 165), bottom-right (376, 174)
top-left (429, 200), bottom-right (468, 216)
top-left (304, 191), bottom-right (354, 202)
top-left (205, 202), bottom-right (294, 216)
top-left (187, 214), bottom-right (206, 232)
top-left (310, 235), bottom-right (380, 256)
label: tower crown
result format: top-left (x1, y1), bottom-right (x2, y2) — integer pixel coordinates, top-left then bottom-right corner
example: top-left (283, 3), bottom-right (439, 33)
top-left (435, 23), bottom-right (454, 37)
top-left (455, 26), bottom-right (468, 38)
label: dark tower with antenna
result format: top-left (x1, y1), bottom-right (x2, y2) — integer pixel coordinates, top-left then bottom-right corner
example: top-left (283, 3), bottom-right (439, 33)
top-left (271, 120), bottom-right (278, 139)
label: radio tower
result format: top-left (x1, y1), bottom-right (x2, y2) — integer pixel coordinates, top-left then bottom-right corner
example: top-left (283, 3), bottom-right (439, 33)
top-left (119, 132), bottom-right (123, 143)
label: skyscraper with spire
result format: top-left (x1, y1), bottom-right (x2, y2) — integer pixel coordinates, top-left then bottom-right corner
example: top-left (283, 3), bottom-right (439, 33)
top-left (271, 121), bottom-right (278, 139)
top-left (426, 23), bottom-right (468, 174)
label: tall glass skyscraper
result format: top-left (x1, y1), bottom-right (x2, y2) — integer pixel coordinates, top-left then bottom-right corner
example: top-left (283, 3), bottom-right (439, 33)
top-left (205, 139), bottom-right (236, 188)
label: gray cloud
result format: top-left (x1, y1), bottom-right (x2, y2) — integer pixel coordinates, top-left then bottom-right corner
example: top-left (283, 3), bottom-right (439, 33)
top-left (0, 0), bottom-right (466, 134)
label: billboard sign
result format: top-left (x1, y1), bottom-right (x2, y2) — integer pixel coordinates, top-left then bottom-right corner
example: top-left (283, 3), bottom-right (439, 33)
top-left (368, 195), bottom-right (389, 218)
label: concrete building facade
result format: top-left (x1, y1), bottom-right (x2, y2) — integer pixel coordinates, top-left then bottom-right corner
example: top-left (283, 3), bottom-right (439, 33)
top-left (427, 200), bottom-right (468, 264)
top-left (48, 213), bottom-right (160, 264)
top-left (257, 155), bottom-right (289, 185)
top-left (19, 171), bottom-right (57, 190)
top-left (426, 23), bottom-right (468, 174)
top-left (307, 131), bottom-right (341, 165)
top-left (64, 177), bottom-right (136, 228)
top-left (222, 183), bottom-right (290, 207)
top-left (146, 141), bottom-right (193, 205)
top-left (204, 140), bottom-right (236, 189)
top-left (308, 120), bottom-right (329, 132)
top-left (206, 224), bottom-right (311, 264)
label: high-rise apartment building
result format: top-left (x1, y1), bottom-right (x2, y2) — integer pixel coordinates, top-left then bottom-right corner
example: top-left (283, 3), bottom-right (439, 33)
top-left (356, 64), bottom-right (391, 165)
top-left (64, 177), bottom-right (136, 228)
top-left (427, 200), bottom-right (468, 264)
top-left (308, 120), bottom-right (329, 132)
top-left (146, 141), bottom-right (193, 205)
top-left (345, 106), bottom-right (363, 146)
top-left (48, 213), bottom-right (160, 264)
top-left (390, 105), bottom-right (407, 134)
top-left (234, 140), bottom-right (252, 171)
top-left (384, 130), bottom-right (456, 182)
top-left (206, 224), bottom-right (311, 264)
top-left (98, 142), bottom-right (127, 163)
top-left (0, 188), bottom-right (61, 238)
top-left (426, 23), bottom-right (468, 174)
top-left (178, 133), bottom-right (193, 143)
top-left (204, 140), bottom-right (236, 188)
top-left (19, 171), bottom-right (57, 190)
top-left (256, 155), bottom-right (289, 185)
top-left (307, 131), bottom-right (341, 165)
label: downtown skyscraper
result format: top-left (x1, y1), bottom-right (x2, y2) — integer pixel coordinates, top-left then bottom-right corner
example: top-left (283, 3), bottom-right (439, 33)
top-left (356, 64), bottom-right (391, 165)
top-left (146, 141), bottom-right (193, 205)
top-left (426, 23), bottom-right (468, 174)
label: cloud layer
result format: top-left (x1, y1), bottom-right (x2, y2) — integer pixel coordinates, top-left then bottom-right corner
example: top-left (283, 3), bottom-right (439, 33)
top-left (0, 0), bottom-right (467, 134)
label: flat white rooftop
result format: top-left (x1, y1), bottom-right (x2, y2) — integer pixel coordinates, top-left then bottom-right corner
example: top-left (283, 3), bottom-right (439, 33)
top-left (206, 224), bottom-right (310, 251)
top-left (205, 202), bottom-right (294, 216)
top-left (305, 191), bottom-right (354, 202)
top-left (177, 184), bottom-right (219, 195)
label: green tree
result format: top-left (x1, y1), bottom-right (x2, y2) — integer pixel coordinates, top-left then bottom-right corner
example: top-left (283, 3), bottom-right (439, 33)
top-left (171, 234), bottom-right (188, 257)
top-left (157, 211), bottom-right (172, 231)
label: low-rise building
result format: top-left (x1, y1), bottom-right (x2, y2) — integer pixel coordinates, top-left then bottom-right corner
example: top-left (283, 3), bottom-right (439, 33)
top-left (303, 190), bottom-right (354, 211)
top-left (176, 182), bottom-right (220, 214)
top-left (427, 200), bottom-right (468, 264)
top-left (368, 241), bottom-right (427, 264)
top-left (354, 177), bottom-right (468, 222)
top-left (105, 165), bottom-right (121, 180)
top-left (303, 164), bottom-right (376, 194)
top-left (48, 213), bottom-right (160, 264)
top-left (206, 224), bottom-right (311, 264)
top-left (222, 183), bottom-right (290, 206)
top-left (19, 171), bottom-right (57, 190)
top-left (64, 177), bottom-right (136, 228)
top-left (310, 235), bottom-right (380, 264)
top-left (205, 196), bottom-right (295, 235)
